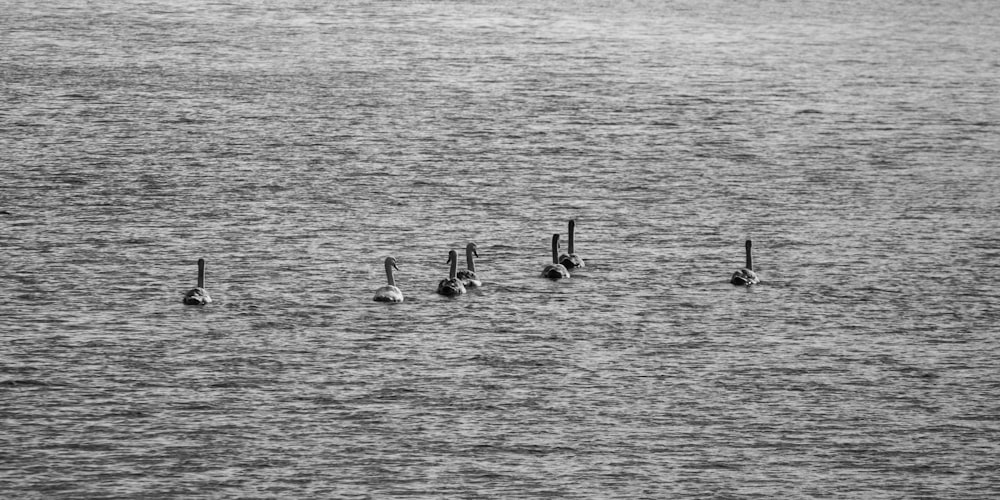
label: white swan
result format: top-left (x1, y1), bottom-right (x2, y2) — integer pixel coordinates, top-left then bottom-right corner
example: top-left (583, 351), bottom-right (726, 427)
top-left (542, 233), bottom-right (571, 279)
top-left (373, 257), bottom-right (404, 303)
top-left (182, 258), bottom-right (213, 305)
top-left (559, 219), bottom-right (585, 269)
top-left (437, 249), bottom-right (467, 296)
top-left (730, 239), bottom-right (761, 286)
top-left (456, 242), bottom-right (482, 287)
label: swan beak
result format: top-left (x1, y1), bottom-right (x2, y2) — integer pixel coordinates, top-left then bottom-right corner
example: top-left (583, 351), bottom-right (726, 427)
top-left (392, 262), bottom-right (400, 271)
top-left (473, 249), bottom-right (479, 258)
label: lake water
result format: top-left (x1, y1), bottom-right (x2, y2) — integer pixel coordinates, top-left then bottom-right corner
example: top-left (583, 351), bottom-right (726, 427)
top-left (2, 0), bottom-right (999, 498)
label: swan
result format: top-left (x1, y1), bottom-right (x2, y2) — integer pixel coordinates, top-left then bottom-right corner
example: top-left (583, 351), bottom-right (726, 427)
top-left (373, 257), bottom-right (404, 303)
top-left (182, 258), bottom-right (213, 305)
top-left (437, 249), bottom-right (467, 296)
top-left (456, 242), bottom-right (482, 287)
top-left (730, 239), bottom-right (761, 286)
top-left (559, 219), bottom-right (585, 269)
top-left (542, 233), bottom-right (571, 279)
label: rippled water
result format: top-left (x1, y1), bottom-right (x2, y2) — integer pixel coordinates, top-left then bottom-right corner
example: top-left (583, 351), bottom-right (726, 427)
top-left (3, 0), bottom-right (999, 498)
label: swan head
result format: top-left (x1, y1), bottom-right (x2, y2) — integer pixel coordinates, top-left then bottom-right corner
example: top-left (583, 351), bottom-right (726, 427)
top-left (466, 242), bottom-right (479, 258)
top-left (447, 249), bottom-right (458, 264)
top-left (385, 256), bottom-right (399, 271)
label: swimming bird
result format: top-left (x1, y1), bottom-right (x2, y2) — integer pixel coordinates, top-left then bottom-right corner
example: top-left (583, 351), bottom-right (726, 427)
top-left (183, 258), bottom-right (213, 305)
top-left (730, 239), bottom-right (761, 286)
top-left (437, 249), bottom-right (467, 296)
top-left (456, 242), bottom-right (482, 287)
top-left (373, 257), bottom-right (404, 303)
top-left (542, 233), bottom-right (571, 279)
top-left (559, 219), bottom-right (585, 269)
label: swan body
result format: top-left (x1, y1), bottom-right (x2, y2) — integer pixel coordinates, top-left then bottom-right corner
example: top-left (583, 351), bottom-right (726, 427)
top-left (456, 242), bottom-right (482, 287)
top-left (542, 233), bottom-right (571, 279)
top-left (183, 258), bottom-right (213, 305)
top-left (374, 257), bottom-right (404, 303)
top-left (437, 249), bottom-right (467, 296)
top-left (558, 219), bottom-right (585, 269)
top-left (731, 240), bottom-right (761, 286)
top-left (183, 287), bottom-right (211, 305)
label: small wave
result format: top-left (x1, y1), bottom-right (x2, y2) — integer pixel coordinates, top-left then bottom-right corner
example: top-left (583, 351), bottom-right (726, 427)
top-left (1, 379), bottom-right (52, 388)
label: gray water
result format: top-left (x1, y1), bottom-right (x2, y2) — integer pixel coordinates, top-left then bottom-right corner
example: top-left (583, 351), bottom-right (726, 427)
top-left (2, 0), bottom-right (999, 498)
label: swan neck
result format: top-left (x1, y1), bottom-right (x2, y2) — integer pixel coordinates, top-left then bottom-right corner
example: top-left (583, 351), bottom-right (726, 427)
top-left (551, 234), bottom-right (560, 264)
top-left (197, 259), bottom-right (205, 288)
top-left (449, 253), bottom-right (458, 279)
top-left (466, 246), bottom-right (477, 273)
top-left (384, 259), bottom-right (396, 286)
top-left (745, 241), bottom-right (753, 270)
top-left (568, 221), bottom-right (575, 254)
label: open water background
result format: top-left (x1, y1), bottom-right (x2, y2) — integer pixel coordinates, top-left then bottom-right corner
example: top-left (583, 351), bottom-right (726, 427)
top-left (2, 0), bottom-right (999, 498)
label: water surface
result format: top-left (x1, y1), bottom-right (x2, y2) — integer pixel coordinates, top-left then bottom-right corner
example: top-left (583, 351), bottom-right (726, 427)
top-left (2, 0), bottom-right (999, 497)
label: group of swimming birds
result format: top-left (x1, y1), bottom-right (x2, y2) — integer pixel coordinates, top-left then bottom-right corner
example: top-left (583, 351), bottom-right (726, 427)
top-left (182, 220), bottom-right (761, 305)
